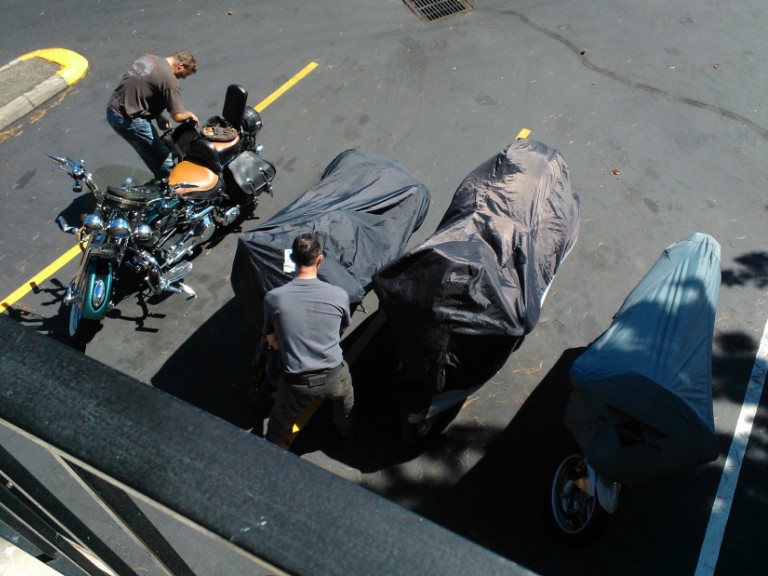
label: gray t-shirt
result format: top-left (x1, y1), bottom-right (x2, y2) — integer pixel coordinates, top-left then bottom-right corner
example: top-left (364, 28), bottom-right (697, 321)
top-left (108, 55), bottom-right (185, 119)
top-left (263, 278), bottom-right (351, 374)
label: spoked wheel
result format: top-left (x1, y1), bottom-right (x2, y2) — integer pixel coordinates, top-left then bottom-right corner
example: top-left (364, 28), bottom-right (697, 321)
top-left (550, 453), bottom-right (608, 544)
top-left (59, 299), bottom-right (100, 351)
top-left (68, 297), bottom-right (84, 338)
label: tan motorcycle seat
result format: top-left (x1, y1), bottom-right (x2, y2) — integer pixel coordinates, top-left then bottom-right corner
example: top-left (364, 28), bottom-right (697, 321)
top-left (168, 161), bottom-right (222, 200)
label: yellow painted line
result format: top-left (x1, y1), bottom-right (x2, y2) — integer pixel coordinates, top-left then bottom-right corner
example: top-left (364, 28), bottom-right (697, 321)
top-left (516, 128), bottom-right (531, 140)
top-left (19, 48), bottom-right (89, 85)
top-left (254, 61), bottom-right (318, 112)
top-left (1, 244), bottom-right (83, 311)
top-left (1, 61), bottom-right (319, 313)
top-left (290, 399), bottom-right (323, 437)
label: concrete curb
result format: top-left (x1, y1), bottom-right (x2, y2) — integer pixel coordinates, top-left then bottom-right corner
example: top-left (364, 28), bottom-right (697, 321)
top-left (0, 48), bottom-right (88, 132)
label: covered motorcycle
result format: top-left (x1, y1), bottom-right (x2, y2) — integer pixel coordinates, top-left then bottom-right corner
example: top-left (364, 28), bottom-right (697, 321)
top-left (372, 139), bottom-right (580, 439)
top-left (551, 232), bottom-right (721, 542)
top-left (231, 148), bottom-right (431, 333)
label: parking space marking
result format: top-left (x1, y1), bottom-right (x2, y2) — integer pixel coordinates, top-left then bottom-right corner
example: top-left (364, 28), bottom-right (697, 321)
top-left (254, 61), bottom-right (318, 112)
top-left (0, 62), bottom-right (320, 313)
top-left (695, 317), bottom-right (768, 575)
top-left (516, 128), bottom-right (531, 140)
top-left (1, 244), bottom-right (83, 311)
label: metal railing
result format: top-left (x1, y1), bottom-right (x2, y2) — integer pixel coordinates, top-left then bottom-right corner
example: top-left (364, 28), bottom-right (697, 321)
top-left (0, 316), bottom-right (532, 576)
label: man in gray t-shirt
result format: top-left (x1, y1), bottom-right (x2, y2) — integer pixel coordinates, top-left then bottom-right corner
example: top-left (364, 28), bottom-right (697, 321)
top-left (263, 233), bottom-right (355, 448)
top-left (106, 51), bottom-right (199, 180)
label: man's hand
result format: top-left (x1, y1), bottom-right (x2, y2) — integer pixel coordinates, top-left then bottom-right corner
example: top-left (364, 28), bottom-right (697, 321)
top-left (265, 332), bottom-right (280, 350)
top-left (157, 115), bottom-right (171, 131)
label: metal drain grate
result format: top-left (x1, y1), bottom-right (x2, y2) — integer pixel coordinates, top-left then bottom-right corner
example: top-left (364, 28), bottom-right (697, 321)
top-left (403, 0), bottom-right (475, 22)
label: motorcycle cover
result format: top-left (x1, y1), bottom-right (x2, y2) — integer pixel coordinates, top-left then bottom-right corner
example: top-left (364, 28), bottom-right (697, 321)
top-left (565, 233), bottom-right (721, 484)
top-left (231, 149), bottom-right (431, 331)
top-left (372, 139), bottom-right (581, 395)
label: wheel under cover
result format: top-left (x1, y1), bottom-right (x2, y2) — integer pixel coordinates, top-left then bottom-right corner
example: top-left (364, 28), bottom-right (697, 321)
top-left (550, 453), bottom-right (607, 542)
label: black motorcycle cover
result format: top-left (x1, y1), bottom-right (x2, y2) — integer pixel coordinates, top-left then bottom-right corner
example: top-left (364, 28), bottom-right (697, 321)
top-left (565, 233), bottom-right (721, 484)
top-left (231, 149), bottom-right (431, 331)
top-left (372, 139), bottom-right (580, 395)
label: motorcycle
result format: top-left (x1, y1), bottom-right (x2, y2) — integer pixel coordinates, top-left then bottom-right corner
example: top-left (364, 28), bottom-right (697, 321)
top-left (550, 233), bottom-right (721, 543)
top-left (51, 84), bottom-right (276, 346)
top-left (372, 139), bottom-right (581, 443)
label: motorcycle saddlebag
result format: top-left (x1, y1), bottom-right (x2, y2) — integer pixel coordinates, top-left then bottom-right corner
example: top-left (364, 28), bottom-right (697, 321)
top-left (224, 151), bottom-right (275, 205)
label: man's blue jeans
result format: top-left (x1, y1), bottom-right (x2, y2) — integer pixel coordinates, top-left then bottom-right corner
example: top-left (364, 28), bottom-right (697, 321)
top-left (106, 108), bottom-right (174, 179)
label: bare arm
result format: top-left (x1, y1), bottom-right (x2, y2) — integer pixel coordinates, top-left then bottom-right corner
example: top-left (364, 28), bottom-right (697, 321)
top-left (171, 110), bottom-right (199, 125)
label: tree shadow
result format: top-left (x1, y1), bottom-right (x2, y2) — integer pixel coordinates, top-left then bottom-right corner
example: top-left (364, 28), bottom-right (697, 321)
top-left (721, 251), bottom-right (768, 289)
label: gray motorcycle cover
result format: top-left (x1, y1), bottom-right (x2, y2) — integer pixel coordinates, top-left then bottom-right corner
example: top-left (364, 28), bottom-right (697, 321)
top-left (372, 139), bottom-right (581, 395)
top-left (565, 233), bottom-right (721, 484)
top-left (231, 149), bottom-right (431, 331)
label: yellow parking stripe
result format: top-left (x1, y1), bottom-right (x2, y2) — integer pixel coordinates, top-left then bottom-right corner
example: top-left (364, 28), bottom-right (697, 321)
top-left (1, 61), bottom-right (320, 312)
top-left (1, 244), bottom-right (83, 311)
top-left (254, 61), bottom-right (318, 112)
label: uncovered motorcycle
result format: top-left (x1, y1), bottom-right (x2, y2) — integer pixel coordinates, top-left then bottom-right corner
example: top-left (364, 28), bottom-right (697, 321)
top-left (52, 84), bottom-right (275, 346)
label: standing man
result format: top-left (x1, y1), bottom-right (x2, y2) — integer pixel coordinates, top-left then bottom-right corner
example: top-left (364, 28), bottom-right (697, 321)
top-left (263, 233), bottom-right (356, 449)
top-left (106, 51), bottom-right (199, 180)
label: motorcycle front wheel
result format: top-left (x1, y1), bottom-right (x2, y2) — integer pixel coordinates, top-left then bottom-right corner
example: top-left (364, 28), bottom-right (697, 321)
top-left (58, 260), bottom-right (109, 349)
top-left (550, 453), bottom-right (608, 544)
top-left (59, 298), bottom-right (100, 350)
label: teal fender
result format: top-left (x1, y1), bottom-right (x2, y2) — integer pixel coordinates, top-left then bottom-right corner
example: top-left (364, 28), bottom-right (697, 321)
top-left (81, 259), bottom-right (113, 320)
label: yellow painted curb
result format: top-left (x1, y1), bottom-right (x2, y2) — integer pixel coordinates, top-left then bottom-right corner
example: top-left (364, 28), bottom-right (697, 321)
top-left (19, 48), bottom-right (89, 85)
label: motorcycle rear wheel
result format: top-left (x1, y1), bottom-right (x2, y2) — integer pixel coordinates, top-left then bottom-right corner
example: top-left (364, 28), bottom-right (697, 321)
top-left (550, 453), bottom-right (608, 544)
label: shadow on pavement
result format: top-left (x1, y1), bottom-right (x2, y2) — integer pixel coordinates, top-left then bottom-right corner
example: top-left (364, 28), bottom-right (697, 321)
top-left (152, 298), bottom-right (258, 429)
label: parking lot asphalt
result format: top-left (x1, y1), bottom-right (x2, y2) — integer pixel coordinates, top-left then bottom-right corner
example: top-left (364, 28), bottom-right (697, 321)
top-left (2, 1), bottom-right (768, 575)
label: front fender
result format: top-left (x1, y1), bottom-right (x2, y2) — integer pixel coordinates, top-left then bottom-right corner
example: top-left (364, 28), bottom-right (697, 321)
top-left (81, 259), bottom-right (113, 320)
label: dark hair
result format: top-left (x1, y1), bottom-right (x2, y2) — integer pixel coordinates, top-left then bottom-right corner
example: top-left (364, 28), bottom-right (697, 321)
top-left (291, 233), bottom-right (322, 267)
top-left (171, 50), bottom-right (197, 73)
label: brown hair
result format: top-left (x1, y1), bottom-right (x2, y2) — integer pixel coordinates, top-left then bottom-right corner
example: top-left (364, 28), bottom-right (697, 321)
top-left (171, 50), bottom-right (197, 73)
top-left (291, 233), bottom-right (323, 267)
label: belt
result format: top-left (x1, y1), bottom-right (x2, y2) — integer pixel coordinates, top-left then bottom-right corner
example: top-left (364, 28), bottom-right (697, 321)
top-left (282, 363), bottom-right (343, 386)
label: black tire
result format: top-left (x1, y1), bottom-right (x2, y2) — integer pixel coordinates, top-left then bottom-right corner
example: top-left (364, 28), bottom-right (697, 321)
top-left (400, 401), bottom-right (463, 445)
top-left (58, 299), bottom-right (100, 351)
top-left (550, 453), bottom-right (609, 544)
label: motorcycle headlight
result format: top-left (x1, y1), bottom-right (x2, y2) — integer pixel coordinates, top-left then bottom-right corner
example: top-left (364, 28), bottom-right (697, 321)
top-left (82, 214), bottom-right (104, 232)
top-left (106, 216), bottom-right (131, 238)
top-left (134, 224), bottom-right (152, 241)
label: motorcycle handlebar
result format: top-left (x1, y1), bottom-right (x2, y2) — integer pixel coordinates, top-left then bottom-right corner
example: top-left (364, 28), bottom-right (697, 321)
top-left (47, 154), bottom-right (99, 195)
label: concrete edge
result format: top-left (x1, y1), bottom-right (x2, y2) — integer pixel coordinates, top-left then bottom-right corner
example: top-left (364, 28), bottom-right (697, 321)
top-left (20, 48), bottom-right (89, 86)
top-left (0, 48), bottom-right (88, 132)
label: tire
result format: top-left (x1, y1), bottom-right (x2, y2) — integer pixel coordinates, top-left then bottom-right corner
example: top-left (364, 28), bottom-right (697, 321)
top-left (550, 453), bottom-right (608, 544)
top-left (59, 299), bottom-right (100, 351)
top-left (57, 259), bottom-right (109, 350)
top-left (400, 401), bottom-right (463, 445)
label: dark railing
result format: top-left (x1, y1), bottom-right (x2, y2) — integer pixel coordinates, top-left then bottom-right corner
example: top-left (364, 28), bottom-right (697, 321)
top-left (0, 316), bottom-right (533, 576)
